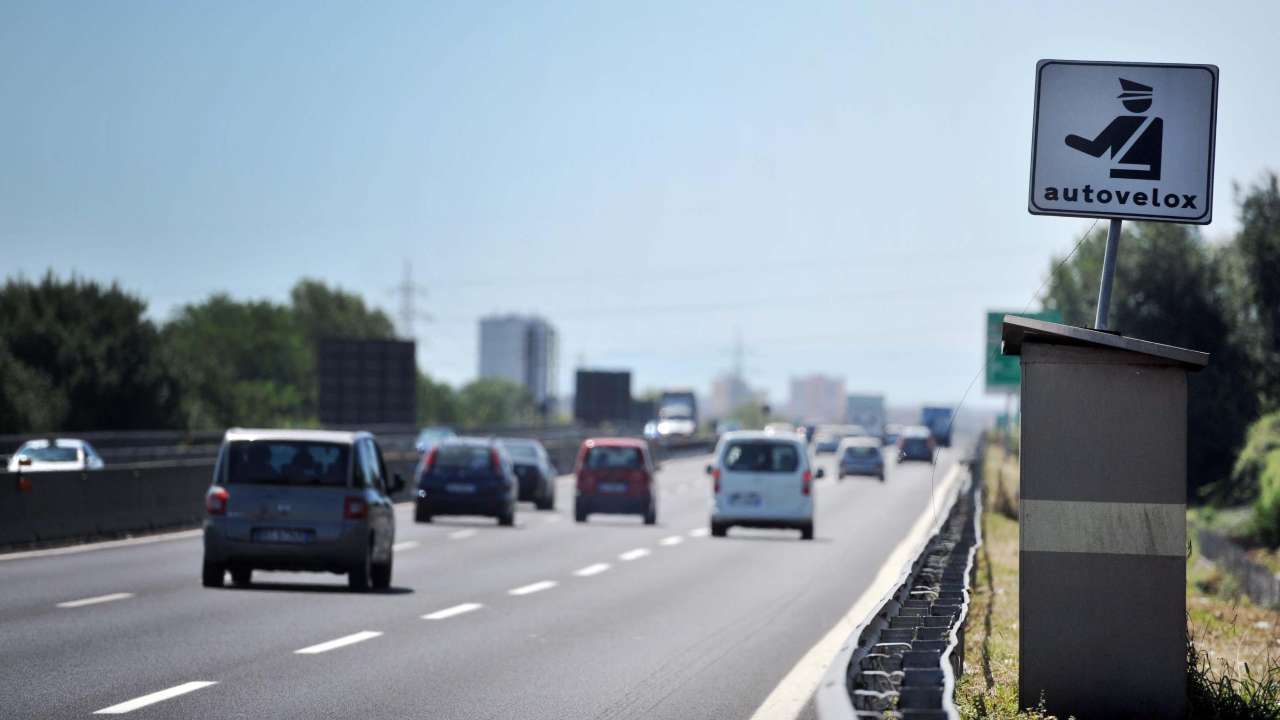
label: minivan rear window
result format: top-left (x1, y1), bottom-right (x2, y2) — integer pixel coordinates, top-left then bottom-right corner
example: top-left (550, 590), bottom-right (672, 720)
top-left (436, 445), bottom-right (494, 471)
top-left (585, 446), bottom-right (643, 469)
top-left (723, 442), bottom-right (800, 473)
top-left (225, 441), bottom-right (350, 487)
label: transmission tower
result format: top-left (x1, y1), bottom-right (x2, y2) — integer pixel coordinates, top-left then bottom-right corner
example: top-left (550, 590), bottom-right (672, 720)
top-left (391, 259), bottom-right (432, 340)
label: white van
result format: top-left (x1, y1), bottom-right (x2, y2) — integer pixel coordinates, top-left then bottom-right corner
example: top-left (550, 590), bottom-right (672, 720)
top-left (706, 431), bottom-right (820, 540)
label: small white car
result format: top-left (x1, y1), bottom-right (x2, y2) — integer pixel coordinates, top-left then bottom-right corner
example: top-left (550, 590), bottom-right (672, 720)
top-left (706, 431), bottom-right (820, 540)
top-left (7, 438), bottom-right (105, 472)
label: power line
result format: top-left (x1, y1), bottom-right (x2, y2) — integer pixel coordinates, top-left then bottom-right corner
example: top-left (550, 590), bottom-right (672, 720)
top-left (390, 259), bottom-right (432, 340)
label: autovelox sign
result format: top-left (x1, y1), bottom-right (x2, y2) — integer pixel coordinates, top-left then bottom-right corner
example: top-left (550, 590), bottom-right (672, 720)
top-left (1028, 60), bottom-right (1218, 224)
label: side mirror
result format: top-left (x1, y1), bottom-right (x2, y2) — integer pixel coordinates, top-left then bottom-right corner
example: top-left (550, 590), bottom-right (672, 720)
top-left (705, 464), bottom-right (714, 476)
top-left (389, 473), bottom-right (406, 494)
top-left (814, 467), bottom-right (826, 479)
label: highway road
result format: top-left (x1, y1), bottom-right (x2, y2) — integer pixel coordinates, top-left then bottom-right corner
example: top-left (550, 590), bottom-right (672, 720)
top-left (0, 446), bottom-right (966, 719)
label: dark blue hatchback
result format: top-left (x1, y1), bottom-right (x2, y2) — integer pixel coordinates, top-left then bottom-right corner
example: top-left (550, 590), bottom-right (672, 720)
top-left (415, 438), bottom-right (518, 526)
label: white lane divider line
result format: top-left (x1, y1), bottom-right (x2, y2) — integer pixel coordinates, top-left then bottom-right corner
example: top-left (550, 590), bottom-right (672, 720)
top-left (93, 681), bottom-right (217, 714)
top-left (619, 548), bottom-right (650, 561)
top-left (573, 563), bottom-right (611, 577)
top-left (508, 580), bottom-right (557, 596)
top-left (688, 528), bottom-right (710, 538)
top-left (294, 630), bottom-right (383, 655)
top-left (422, 603), bottom-right (483, 620)
top-left (56, 592), bottom-right (134, 609)
top-left (392, 541), bottom-right (420, 552)
top-left (448, 529), bottom-right (477, 540)
top-left (659, 535), bottom-right (684, 546)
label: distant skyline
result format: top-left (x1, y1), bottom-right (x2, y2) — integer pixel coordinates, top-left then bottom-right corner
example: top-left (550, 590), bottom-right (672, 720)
top-left (4, 1), bottom-right (1279, 410)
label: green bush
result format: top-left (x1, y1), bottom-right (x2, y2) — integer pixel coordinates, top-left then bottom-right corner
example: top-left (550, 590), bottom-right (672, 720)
top-left (1236, 412), bottom-right (1280, 544)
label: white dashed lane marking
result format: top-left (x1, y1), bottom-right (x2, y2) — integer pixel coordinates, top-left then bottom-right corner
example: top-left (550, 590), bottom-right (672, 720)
top-left (294, 631), bottom-right (383, 655)
top-left (619, 548), bottom-right (650, 561)
top-left (573, 563), bottom-right (611, 577)
top-left (509, 580), bottom-right (557, 596)
top-left (659, 536), bottom-right (684, 546)
top-left (449, 529), bottom-right (477, 540)
top-left (93, 681), bottom-right (217, 714)
top-left (392, 541), bottom-right (419, 552)
top-left (688, 528), bottom-right (709, 538)
top-left (422, 603), bottom-right (483, 620)
top-left (56, 592), bottom-right (134, 609)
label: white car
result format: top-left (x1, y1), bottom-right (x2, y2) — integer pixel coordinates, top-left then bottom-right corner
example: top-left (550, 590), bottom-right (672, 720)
top-left (7, 438), bottom-right (105, 472)
top-left (706, 431), bottom-right (820, 540)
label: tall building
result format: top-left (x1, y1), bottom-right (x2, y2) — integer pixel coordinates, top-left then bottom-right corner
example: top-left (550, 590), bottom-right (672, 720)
top-left (478, 315), bottom-right (559, 409)
top-left (788, 374), bottom-right (846, 424)
top-left (709, 372), bottom-right (753, 420)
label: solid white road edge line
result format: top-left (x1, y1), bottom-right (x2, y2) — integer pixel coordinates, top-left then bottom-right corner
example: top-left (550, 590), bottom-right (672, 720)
top-left (573, 563), bottom-right (611, 577)
top-left (748, 463), bottom-right (963, 720)
top-left (392, 541), bottom-right (420, 552)
top-left (422, 603), bottom-right (483, 620)
top-left (449, 529), bottom-right (477, 540)
top-left (56, 592), bottom-right (134, 609)
top-left (659, 535), bottom-right (684, 546)
top-left (93, 681), bottom-right (218, 714)
top-left (618, 548), bottom-right (650, 561)
top-left (1, 529), bottom-right (204, 563)
top-left (294, 631), bottom-right (383, 655)
top-left (508, 580), bottom-right (557, 596)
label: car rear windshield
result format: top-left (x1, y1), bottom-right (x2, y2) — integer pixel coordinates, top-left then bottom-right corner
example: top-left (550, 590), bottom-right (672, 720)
top-left (723, 442), bottom-right (800, 473)
top-left (585, 446), bottom-right (643, 469)
top-left (225, 441), bottom-right (350, 487)
top-left (844, 446), bottom-right (879, 458)
top-left (435, 445), bottom-right (494, 470)
top-left (903, 438), bottom-right (930, 449)
top-left (21, 446), bottom-right (79, 462)
top-left (500, 442), bottom-right (539, 462)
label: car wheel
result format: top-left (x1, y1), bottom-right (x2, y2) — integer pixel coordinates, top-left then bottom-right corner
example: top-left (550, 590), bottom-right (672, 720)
top-left (371, 553), bottom-right (392, 591)
top-left (574, 502), bottom-right (588, 523)
top-left (349, 543), bottom-right (372, 592)
top-left (643, 505), bottom-right (657, 525)
top-left (201, 560), bottom-right (225, 588)
top-left (800, 523), bottom-right (815, 541)
top-left (710, 522), bottom-right (727, 538)
top-left (879, 473), bottom-right (886, 483)
top-left (498, 505), bottom-right (516, 527)
top-left (414, 503), bottom-right (431, 523)
top-left (230, 567), bottom-right (252, 586)
top-left (535, 486), bottom-right (554, 511)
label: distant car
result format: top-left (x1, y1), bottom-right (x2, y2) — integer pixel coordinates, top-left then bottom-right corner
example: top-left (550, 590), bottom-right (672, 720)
top-left (708, 431), bottom-right (820, 540)
top-left (837, 437), bottom-right (885, 481)
top-left (416, 438), bottom-right (518, 526)
top-left (201, 428), bottom-right (403, 591)
top-left (714, 419), bottom-right (742, 440)
top-left (898, 426), bottom-right (936, 462)
top-left (574, 438), bottom-right (657, 525)
top-left (763, 422), bottom-right (795, 435)
top-left (883, 423), bottom-right (903, 446)
top-left (414, 426), bottom-right (457, 455)
top-left (498, 437), bottom-right (557, 510)
top-left (7, 438), bottom-right (105, 472)
top-left (643, 420), bottom-right (660, 441)
top-left (813, 426), bottom-right (842, 454)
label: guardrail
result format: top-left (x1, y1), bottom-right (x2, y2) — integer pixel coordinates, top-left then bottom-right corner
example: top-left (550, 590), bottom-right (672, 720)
top-left (816, 449), bottom-right (983, 719)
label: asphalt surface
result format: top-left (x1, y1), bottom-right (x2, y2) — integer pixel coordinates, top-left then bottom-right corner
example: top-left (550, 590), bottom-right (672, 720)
top-left (0, 446), bottom-right (965, 719)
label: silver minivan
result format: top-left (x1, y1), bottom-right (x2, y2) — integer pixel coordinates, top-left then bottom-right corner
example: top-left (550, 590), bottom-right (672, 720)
top-left (202, 429), bottom-right (403, 591)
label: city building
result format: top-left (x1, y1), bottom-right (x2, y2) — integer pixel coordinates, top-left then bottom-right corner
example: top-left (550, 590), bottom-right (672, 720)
top-left (788, 374), bottom-right (846, 424)
top-left (709, 372), bottom-right (754, 420)
top-left (478, 315), bottom-right (559, 411)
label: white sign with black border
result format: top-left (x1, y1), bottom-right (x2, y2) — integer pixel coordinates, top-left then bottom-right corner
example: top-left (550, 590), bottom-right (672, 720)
top-left (1029, 59), bottom-right (1218, 224)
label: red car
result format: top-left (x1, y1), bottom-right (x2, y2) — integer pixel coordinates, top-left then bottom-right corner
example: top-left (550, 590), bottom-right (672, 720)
top-left (573, 438), bottom-right (657, 525)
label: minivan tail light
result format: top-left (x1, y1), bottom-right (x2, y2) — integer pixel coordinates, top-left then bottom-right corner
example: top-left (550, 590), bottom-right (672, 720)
top-left (490, 448), bottom-right (502, 473)
top-left (425, 447), bottom-right (439, 473)
top-left (802, 470), bottom-right (812, 496)
top-left (712, 467), bottom-right (721, 494)
top-left (343, 496), bottom-right (368, 520)
top-left (206, 486), bottom-right (229, 516)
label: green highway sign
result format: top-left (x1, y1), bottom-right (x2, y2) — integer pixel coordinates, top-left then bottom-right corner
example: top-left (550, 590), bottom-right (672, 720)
top-left (986, 310), bottom-right (1062, 393)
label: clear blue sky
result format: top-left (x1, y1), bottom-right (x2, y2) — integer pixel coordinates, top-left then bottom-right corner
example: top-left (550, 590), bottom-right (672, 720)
top-left (3, 1), bottom-right (1278, 408)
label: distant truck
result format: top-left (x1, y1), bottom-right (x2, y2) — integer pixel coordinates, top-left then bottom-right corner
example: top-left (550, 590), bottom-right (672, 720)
top-left (845, 394), bottom-right (886, 438)
top-left (921, 406), bottom-right (954, 448)
top-left (656, 390), bottom-right (698, 440)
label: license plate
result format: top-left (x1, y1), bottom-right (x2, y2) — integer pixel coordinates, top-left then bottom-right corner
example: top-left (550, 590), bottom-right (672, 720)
top-left (252, 528), bottom-right (313, 544)
top-left (598, 482), bottom-right (627, 493)
top-left (445, 483), bottom-right (476, 494)
top-left (729, 492), bottom-right (762, 507)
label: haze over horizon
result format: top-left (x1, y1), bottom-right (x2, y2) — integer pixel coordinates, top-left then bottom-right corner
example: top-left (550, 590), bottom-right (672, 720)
top-left (4, 1), bottom-right (1278, 408)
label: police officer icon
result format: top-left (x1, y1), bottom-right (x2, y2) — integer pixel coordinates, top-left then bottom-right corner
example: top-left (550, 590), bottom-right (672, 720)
top-left (1065, 78), bottom-right (1162, 181)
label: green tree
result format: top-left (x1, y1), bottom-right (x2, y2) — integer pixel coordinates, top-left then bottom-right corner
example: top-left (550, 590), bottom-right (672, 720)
top-left (456, 379), bottom-right (535, 429)
top-left (289, 278), bottom-right (396, 345)
top-left (0, 273), bottom-right (180, 433)
top-left (417, 371), bottom-right (458, 425)
top-left (1228, 174), bottom-right (1280, 412)
top-left (1042, 222), bottom-right (1259, 500)
top-left (163, 295), bottom-right (312, 428)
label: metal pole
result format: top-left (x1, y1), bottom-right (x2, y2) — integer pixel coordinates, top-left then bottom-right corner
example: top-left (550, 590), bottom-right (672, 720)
top-left (1094, 219), bottom-right (1122, 330)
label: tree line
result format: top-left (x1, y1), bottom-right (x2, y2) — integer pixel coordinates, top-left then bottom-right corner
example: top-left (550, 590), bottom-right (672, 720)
top-left (0, 276), bottom-right (536, 434)
top-left (1041, 173), bottom-right (1280, 524)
